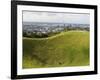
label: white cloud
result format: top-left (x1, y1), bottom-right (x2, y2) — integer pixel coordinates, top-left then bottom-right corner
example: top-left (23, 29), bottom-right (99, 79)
top-left (23, 11), bottom-right (90, 24)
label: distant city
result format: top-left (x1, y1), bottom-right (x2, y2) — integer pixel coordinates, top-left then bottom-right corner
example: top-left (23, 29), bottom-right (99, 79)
top-left (23, 22), bottom-right (89, 32)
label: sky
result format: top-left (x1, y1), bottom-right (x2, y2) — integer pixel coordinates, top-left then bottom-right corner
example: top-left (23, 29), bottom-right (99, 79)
top-left (23, 11), bottom-right (90, 24)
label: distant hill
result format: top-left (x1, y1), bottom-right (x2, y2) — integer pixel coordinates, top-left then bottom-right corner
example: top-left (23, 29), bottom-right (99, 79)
top-left (23, 22), bottom-right (89, 28)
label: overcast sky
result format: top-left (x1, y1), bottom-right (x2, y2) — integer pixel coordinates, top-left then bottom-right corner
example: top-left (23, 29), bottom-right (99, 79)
top-left (23, 11), bottom-right (90, 24)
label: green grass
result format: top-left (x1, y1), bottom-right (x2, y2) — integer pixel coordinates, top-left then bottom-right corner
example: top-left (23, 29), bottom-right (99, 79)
top-left (23, 31), bottom-right (90, 69)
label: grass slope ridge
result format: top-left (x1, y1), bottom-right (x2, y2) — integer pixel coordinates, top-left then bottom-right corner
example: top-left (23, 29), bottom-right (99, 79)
top-left (23, 31), bottom-right (89, 68)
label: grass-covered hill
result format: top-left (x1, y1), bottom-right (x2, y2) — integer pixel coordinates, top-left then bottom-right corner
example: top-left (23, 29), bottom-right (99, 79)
top-left (23, 31), bottom-right (89, 69)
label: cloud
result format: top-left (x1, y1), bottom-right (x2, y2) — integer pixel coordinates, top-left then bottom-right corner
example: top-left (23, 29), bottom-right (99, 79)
top-left (23, 11), bottom-right (90, 24)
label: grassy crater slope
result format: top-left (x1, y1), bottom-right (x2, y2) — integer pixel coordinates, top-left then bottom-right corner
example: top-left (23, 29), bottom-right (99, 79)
top-left (23, 31), bottom-right (90, 69)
